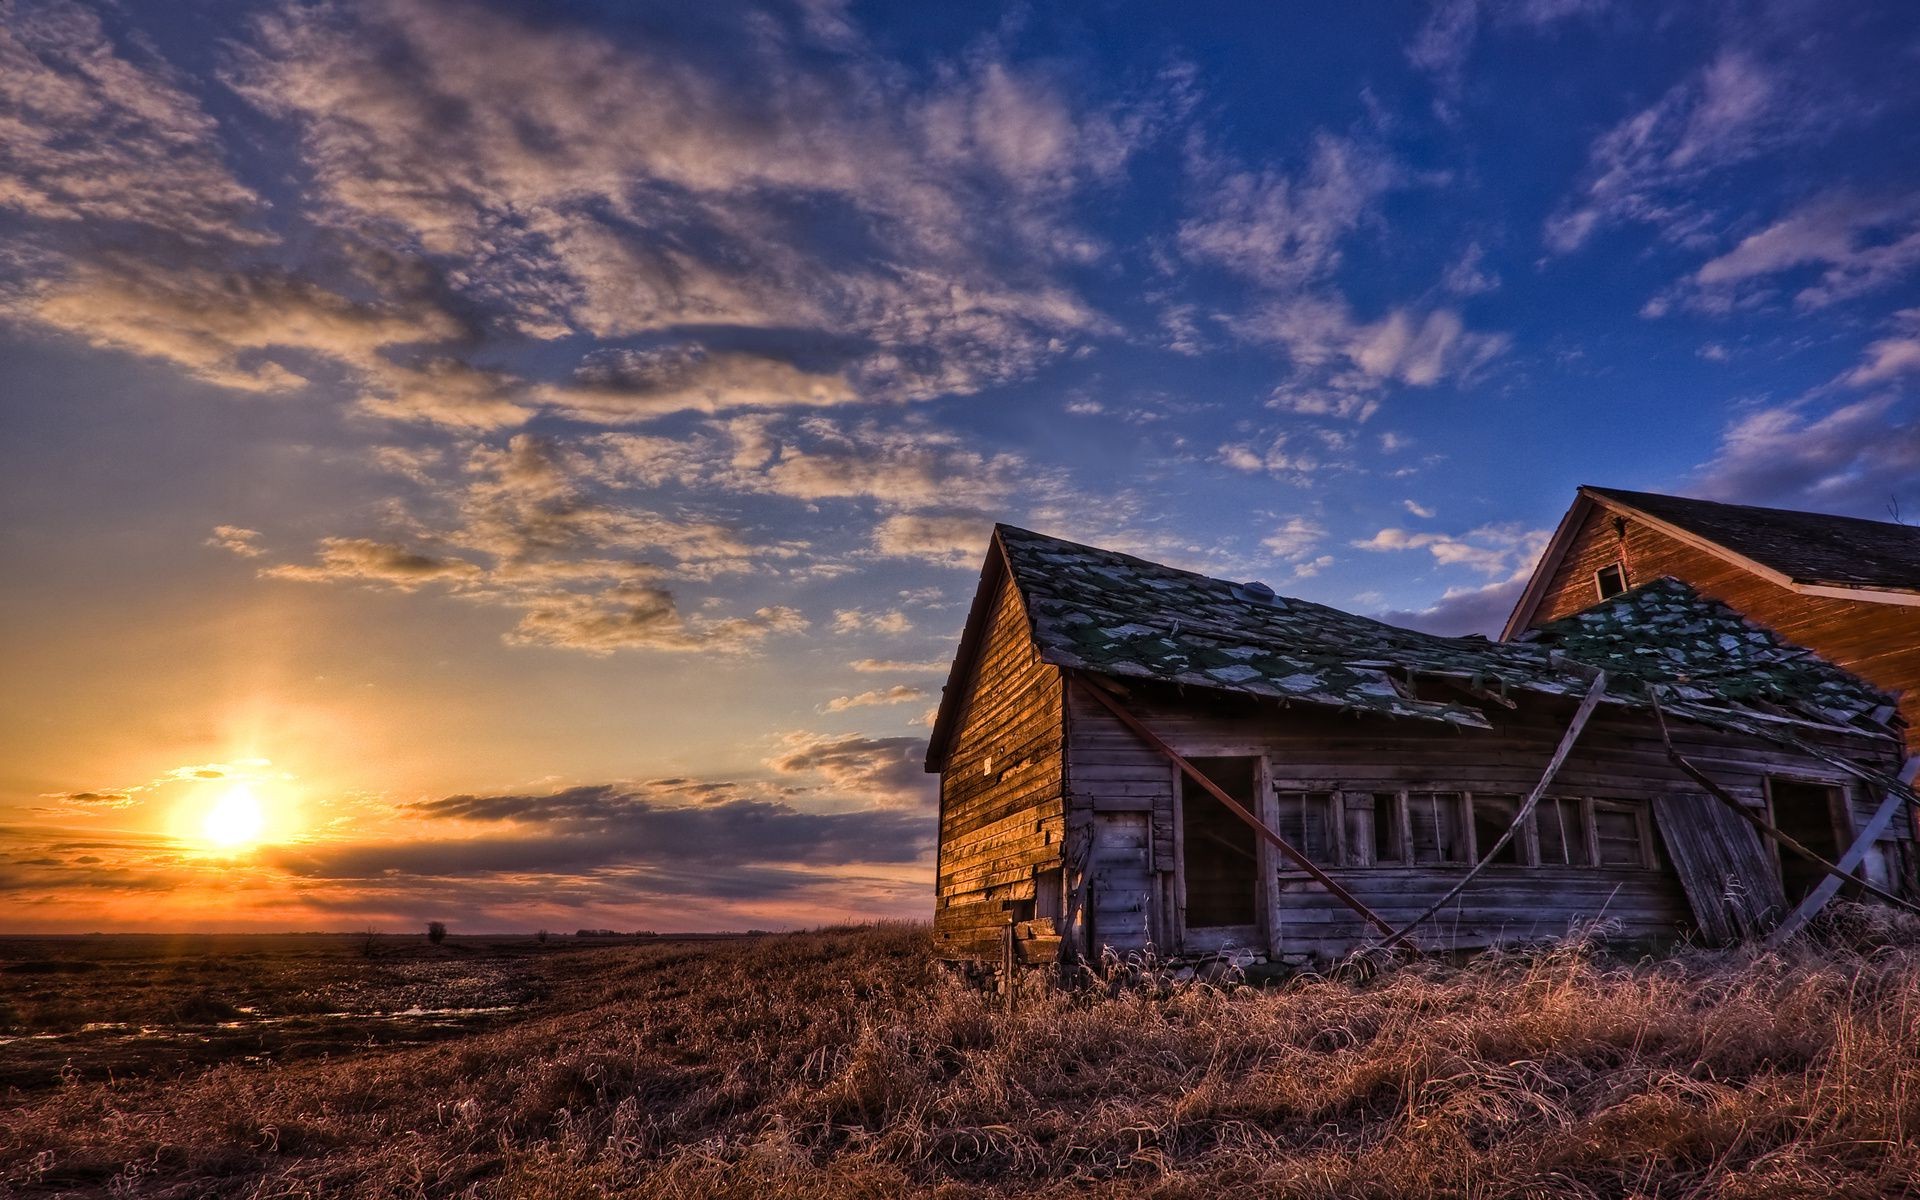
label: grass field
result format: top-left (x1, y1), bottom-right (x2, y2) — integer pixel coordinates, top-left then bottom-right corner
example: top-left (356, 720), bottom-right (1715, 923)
top-left (4, 911), bottom-right (1919, 1198)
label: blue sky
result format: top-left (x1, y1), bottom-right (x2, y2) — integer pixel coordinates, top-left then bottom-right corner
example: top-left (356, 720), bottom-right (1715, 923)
top-left (2, 0), bottom-right (1918, 930)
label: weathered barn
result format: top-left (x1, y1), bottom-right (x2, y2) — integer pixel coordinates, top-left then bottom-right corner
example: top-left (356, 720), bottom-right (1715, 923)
top-left (1504, 486), bottom-right (1920, 753)
top-left (928, 525), bottom-right (1916, 967)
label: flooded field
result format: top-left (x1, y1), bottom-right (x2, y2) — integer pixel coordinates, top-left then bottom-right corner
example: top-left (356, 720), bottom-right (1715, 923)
top-left (0, 932), bottom-right (722, 1092)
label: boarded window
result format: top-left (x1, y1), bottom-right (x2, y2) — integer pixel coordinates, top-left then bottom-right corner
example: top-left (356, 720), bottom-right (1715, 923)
top-left (1408, 792), bottom-right (1467, 864)
top-left (1536, 797), bottom-right (1590, 865)
top-left (1593, 801), bottom-right (1649, 867)
top-left (1470, 794), bottom-right (1522, 865)
top-left (1594, 562), bottom-right (1627, 599)
top-left (1274, 791), bottom-right (1337, 866)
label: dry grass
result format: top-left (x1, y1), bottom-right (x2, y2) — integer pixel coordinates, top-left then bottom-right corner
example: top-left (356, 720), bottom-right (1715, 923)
top-left (5, 909), bottom-right (1920, 1198)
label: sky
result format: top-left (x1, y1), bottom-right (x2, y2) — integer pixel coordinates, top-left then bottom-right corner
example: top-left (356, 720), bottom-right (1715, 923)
top-left (2, 0), bottom-right (1918, 933)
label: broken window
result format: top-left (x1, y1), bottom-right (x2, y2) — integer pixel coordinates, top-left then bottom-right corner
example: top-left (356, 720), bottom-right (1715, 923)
top-left (1594, 562), bottom-right (1627, 600)
top-left (1274, 791), bottom-right (1338, 866)
top-left (1408, 792), bottom-right (1467, 864)
top-left (1593, 800), bottom-right (1650, 867)
top-left (1535, 797), bottom-right (1590, 866)
top-left (1470, 794), bottom-right (1523, 865)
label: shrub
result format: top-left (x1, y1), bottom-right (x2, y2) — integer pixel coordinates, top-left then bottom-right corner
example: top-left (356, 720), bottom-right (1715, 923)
top-left (426, 921), bottom-right (448, 945)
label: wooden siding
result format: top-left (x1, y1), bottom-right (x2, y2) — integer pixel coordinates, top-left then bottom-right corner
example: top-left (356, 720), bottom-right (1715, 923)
top-left (1061, 682), bottom-right (1905, 961)
top-left (1530, 501), bottom-right (1920, 752)
top-left (932, 571), bottom-right (1067, 962)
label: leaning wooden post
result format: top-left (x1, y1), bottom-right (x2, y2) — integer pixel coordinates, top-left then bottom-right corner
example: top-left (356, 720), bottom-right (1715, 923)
top-left (1373, 671), bottom-right (1609, 952)
top-left (1071, 673), bottom-right (1402, 942)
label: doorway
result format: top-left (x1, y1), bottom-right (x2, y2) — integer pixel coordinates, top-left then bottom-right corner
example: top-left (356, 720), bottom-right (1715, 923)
top-left (1180, 757), bottom-right (1261, 929)
top-left (1769, 778), bottom-right (1849, 905)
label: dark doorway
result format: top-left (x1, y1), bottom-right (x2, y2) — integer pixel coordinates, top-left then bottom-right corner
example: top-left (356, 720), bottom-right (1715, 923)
top-left (1181, 757), bottom-right (1260, 928)
top-left (1770, 779), bottom-right (1847, 905)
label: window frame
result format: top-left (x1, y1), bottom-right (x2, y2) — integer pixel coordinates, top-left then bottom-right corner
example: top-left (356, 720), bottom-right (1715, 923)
top-left (1593, 561), bottom-right (1628, 600)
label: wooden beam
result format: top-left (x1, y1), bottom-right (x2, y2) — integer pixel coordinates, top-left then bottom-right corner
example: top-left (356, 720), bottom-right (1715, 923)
top-left (1372, 672), bottom-right (1609, 951)
top-left (1769, 756), bottom-right (1920, 943)
top-left (1070, 674), bottom-right (1400, 940)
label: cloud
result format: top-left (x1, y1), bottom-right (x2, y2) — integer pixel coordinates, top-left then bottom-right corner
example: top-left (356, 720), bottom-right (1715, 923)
top-left (18, 260), bottom-right (460, 393)
top-left (224, 0), bottom-right (1148, 400)
top-left (0, 1), bottom-right (267, 243)
top-left (1244, 297), bottom-right (1512, 391)
top-left (1545, 48), bottom-right (1834, 254)
top-left (1403, 499), bottom-right (1437, 519)
top-left (871, 511), bottom-right (996, 566)
top-left (1692, 392), bottom-right (1920, 514)
top-left (1178, 134), bottom-right (1397, 290)
top-left (264, 538), bottom-right (482, 590)
top-left (850, 658), bottom-right (947, 673)
top-left (832, 607), bottom-right (913, 635)
top-left (263, 786), bottom-right (930, 898)
top-left (1845, 310), bottom-right (1920, 388)
top-left (207, 525), bottom-right (265, 558)
top-left (1407, 0), bottom-right (1605, 92)
top-left (824, 685), bottom-right (926, 712)
top-left (1663, 194), bottom-right (1920, 315)
top-left (1374, 576), bottom-right (1529, 637)
top-left (260, 433), bottom-right (811, 654)
top-left (506, 590), bottom-right (807, 655)
top-left (1352, 522), bottom-right (1549, 577)
top-left (1441, 241), bottom-right (1499, 296)
top-left (1259, 516), bottom-right (1327, 565)
top-left (534, 345), bottom-right (859, 423)
top-left (768, 732), bottom-right (932, 808)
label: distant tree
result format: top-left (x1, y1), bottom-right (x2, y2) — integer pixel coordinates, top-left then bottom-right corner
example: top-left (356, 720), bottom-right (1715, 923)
top-left (426, 921), bottom-right (447, 945)
top-left (359, 927), bottom-right (379, 958)
top-left (535, 929), bottom-right (550, 944)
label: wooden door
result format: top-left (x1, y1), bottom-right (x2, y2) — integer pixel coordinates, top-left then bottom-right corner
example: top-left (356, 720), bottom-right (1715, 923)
top-left (1089, 810), bottom-right (1152, 955)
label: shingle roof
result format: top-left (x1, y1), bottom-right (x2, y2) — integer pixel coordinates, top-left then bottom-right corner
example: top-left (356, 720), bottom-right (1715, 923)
top-left (985, 524), bottom-right (1896, 737)
top-left (1585, 486), bottom-right (1920, 594)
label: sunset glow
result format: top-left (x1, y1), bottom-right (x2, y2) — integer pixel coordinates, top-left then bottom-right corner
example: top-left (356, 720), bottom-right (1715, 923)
top-left (200, 784), bottom-right (267, 851)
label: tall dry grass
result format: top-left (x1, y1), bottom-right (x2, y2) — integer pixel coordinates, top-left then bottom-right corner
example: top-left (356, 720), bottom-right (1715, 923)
top-left (4, 909), bottom-right (1920, 1198)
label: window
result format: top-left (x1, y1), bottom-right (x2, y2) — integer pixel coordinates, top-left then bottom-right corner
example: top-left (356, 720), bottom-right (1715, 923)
top-left (1470, 794), bottom-right (1523, 865)
top-left (1274, 791), bottom-right (1338, 866)
top-left (1408, 792), bottom-right (1468, 864)
top-left (1535, 797), bottom-right (1590, 866)
top-left (1593, 800), bottom-right (1650, 867)
top-left (1594, 562), bottom-right (1627, 600)
top-left (1340, 792), bottom-right (1404, 866)
top-left (1298, 788), bottom-right (1653, 872)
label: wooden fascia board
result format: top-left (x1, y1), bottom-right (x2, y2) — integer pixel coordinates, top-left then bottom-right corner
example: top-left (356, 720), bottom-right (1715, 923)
top-left (1587, 489), bottom-right (1920, 608)
top-left (1499, 492), bottom-right (1595, 640)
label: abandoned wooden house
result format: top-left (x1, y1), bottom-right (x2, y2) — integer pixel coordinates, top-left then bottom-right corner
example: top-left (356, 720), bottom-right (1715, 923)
top-left (927, 524), bottom-right (1917, 968)
top-left (1504, 486), bottom-right (1920, 753)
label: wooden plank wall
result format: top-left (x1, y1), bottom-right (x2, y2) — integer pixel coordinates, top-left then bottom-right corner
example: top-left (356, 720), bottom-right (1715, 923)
top-left (1530, 501), bottom-right (1920, 753)
top-left (932, 572), bottom-right (1067, 962)
top-left (1062, 682), bottom-right (1907, 961)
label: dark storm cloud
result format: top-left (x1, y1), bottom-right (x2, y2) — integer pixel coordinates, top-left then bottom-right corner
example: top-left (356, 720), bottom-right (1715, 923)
top-left (278, 785), bottom-right (931, 884)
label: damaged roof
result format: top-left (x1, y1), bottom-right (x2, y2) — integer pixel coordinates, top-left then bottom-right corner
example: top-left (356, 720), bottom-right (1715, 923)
top-left (1517, 576), bottom-right (1900, 731)
top-left (926, 525), bottom-right (1900, 768)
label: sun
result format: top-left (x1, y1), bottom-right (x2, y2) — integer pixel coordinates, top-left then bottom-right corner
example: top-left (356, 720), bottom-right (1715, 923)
top-left (201, 783), bottom-right (268, 850)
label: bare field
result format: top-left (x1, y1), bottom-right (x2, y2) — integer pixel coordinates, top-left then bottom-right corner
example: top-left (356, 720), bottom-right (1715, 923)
top-left (4, 914), bottom-right (1920, 1198)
